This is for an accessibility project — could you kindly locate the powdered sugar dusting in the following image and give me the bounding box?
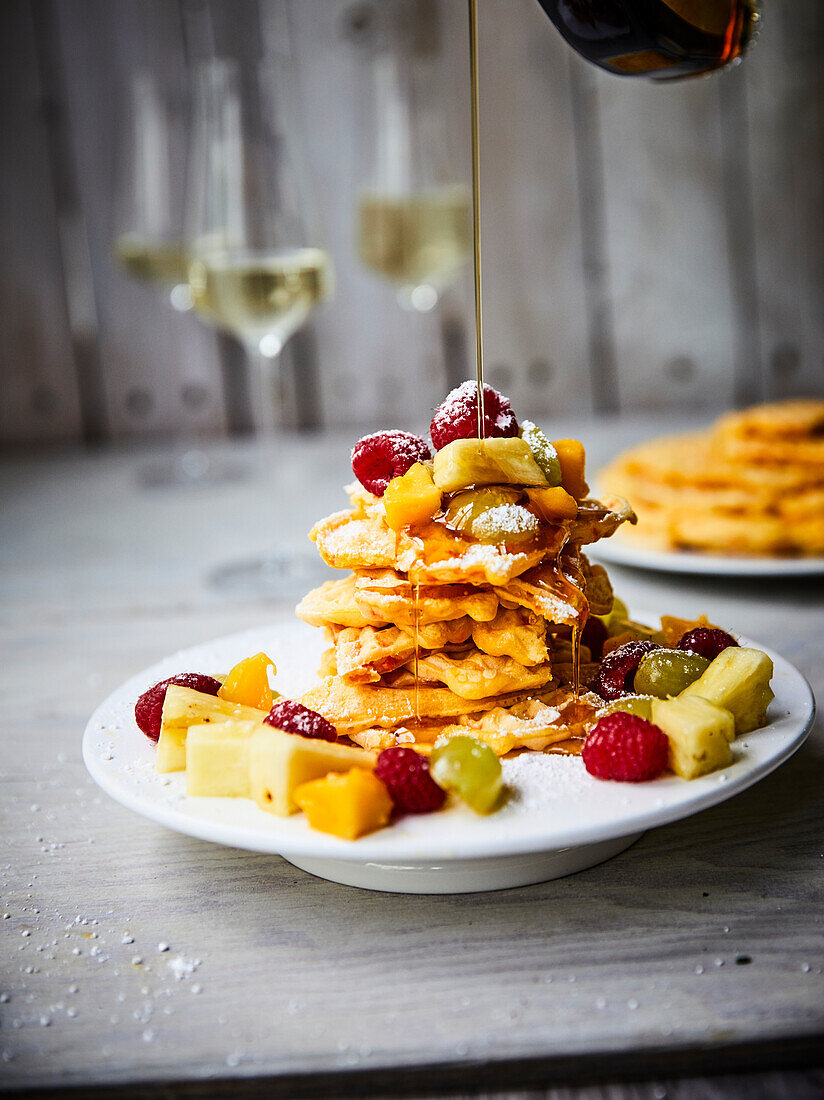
[503,753,589,811]
[473,504,539,539]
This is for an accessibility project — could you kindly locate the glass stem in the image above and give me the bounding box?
[245,344,281,436]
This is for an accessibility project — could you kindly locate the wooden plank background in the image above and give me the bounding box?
[0,0,822,445]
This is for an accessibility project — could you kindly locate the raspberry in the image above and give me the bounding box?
[582,713,669,782]
[135,673,222,743]
[264,700,337,742]
[678,628,738,662]
[595,640,661,700]
[374,747,446,814]
[351,430,431,497]
[430,381,519,451]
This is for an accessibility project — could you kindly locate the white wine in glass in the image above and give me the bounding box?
[115,236,191,296]
[358,186,470,310]
[189,245,333,358]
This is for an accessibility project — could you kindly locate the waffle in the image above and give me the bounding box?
[599,400,824,556]
[297,452,634,755]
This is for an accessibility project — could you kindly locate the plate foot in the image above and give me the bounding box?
[285,832,645,894]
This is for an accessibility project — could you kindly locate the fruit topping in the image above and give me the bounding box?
[582,713,670,782]
[519,420,562,485]
[444,487,521,533]
[351,430,431,497]
[445,488,539,545]
[157,690,270,773]
[526,485,578,522]
[595,640,661,700]
[264,700,337,742]
[186,720,258,798]
[383,462,443,530]
[250,727,374,815]
[633,649,710,699]
[580,615,608,661]
[680,647,774,734]
[135,673,222,743]
[472,504,540,545]
[597,695,655,721]
[218,652,277,711]
[651,695,733,780]
[430,735,503,813]
[678,627,739,662]
[374,746,446,814]
[656,614,718,648]
[430,380,518,450]
[598,595,629,634]
[294,768,393,839]
[553,438,589,500]
[433,437,548,492]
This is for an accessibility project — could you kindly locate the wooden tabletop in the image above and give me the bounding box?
[2,420,823,1097]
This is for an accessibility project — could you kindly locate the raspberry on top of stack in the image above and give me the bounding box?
[598,399,824,557]
[297,382,636,757]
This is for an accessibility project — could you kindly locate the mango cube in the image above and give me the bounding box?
[383,463,443,531]
[249,727,375,816]
[294,768,393,839]
[652,695,734,780]
[218,652,277,711]
[156,685,268,773]
[433,438,549,492]
[553,438,588,500]
[526,485,579,522]
[186,720,262,797]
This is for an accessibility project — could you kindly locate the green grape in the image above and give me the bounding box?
[634,649,709,699]
[430,735,503,814]
[444,487,521,534]
[471,503,539,545]
[520,420,562,486]
[597,595,630,635]
[597,695,655,720]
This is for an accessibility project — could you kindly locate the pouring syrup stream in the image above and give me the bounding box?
[468,0,486,441]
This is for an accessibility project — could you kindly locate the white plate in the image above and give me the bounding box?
[591,539,824,578]
[83,618,815,894]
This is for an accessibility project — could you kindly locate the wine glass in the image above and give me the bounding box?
[186,56,335,595]
[352,0,471,314]
[187,58,334,433]
[115,70,193,314]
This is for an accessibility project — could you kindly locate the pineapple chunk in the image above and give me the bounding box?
[526,485,578,522]
[249,727,375,816]
[383,463,442,531]
[553,438,589,500]
[432,438,549,492]
[294,768,393,839]
[218,652,277,711]
[652,695,734,780]
[156,685,268,773]
[186,720,262,797]
[681,647,774,734]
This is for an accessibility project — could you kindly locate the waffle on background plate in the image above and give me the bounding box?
[297,480,635,757]
[598,400,824,557]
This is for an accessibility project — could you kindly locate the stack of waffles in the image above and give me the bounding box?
[297,480,635,756]
[599,399,824,556]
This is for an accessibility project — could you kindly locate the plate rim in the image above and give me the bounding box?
[82,616,816,864]
[590,540,824,577]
